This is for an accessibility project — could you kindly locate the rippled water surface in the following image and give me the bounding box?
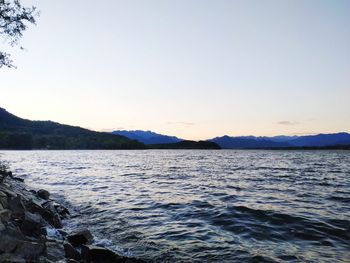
[1,150,350,262]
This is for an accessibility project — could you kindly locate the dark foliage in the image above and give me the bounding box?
[0,107,146,149]
[0,0,38,68]
[149,140,221,150]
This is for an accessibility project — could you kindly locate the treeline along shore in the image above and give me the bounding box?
[0,107,220,150]
[0,161,146,263]
[1,107,349,150]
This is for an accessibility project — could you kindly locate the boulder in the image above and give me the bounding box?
[20,211,44,237]
[12,177,24,182]
[26,199,52,219]
[26,199,62,228]
[0,187,17,198]
[0,253,26,263]
[0,221,5,231]
[0,233,19,253]
[0,209,12,222]
[80,245,124,263]
[46,241,65,261]
[0,195,9,209]
[38,189,50,200]
[63,242,81,261]
[50,213,63,228]
[8,195,25,220]
[54,203,70,218]
[15,240,45,261]
[67,228,93,246]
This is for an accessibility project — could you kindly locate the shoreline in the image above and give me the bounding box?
[0,166,146,263]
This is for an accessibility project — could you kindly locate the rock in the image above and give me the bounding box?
[54,203,70,218]
[12,177,24,182]
[0,233,19,253]
[38,189,50,200]
[20,211,44,236]
[46,241,65,261]
[15,240,45,261]
[63,242,81,261]
[80,245,124,263]
[51,213,63,228]
[0,253,26,263]
[26,199,62,228]
[0,187,17,198]
[125,259,147,263]
[58,229,69,237]
[26,199,52,219]
[8,195,25,220]
[0,209,12,222]
[67,228,93,246]
[37,256,56,263]
[0,195,9,209]
[0,221,5,231]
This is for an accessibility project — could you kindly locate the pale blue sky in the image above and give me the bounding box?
[1,0,349,140]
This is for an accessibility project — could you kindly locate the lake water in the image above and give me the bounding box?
[1,150,349,262]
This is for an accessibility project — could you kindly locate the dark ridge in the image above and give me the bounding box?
[0,107,145,150]
[112,130,182,145]
[148,140,221,149]
[208,133,350,149]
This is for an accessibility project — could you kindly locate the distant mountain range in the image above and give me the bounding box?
[115,130,350,149]
[209,133,350,149]
[112,130,182,145]
[1,107,349,150]
[0,108,219,150]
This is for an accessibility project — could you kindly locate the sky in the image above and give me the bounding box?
[1,0,349,140]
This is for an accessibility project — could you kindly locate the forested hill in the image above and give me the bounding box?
[0,107,145,149]
[149,140,221,150]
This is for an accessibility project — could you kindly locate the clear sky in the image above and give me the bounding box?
[1,0,349,140]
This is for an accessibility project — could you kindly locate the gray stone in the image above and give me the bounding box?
[63,242,81,261]
[0,209,12,222]
[80,245,124,263]
[0,221,5,231]
[37,256,56,263]
[15,240,45,261]
[8,195,25,220]
[20,211,44,236]
[12,177,24,182]
[0,186,17,198]
[0,233,19,253]
[0,253,26,263]
[67,228,93,246]
[54,203,70,218]
[0,196,9,209]
[46,241,65,261]
[38,189,50,200]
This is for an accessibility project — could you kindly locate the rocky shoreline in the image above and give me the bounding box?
[0,167,146,263]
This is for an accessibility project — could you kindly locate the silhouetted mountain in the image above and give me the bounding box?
[112,130,182,144]
[208,133,350,149]
[287,133,350,147]
[0,107,145,150]
[209,136,290,149]
[149,140,220,149]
